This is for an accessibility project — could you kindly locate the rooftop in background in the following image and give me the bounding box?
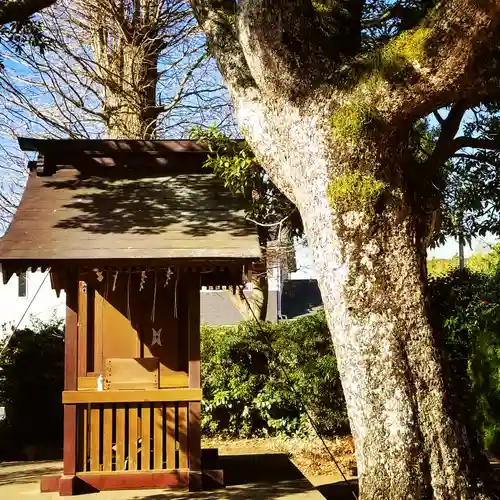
[0,138,260,267]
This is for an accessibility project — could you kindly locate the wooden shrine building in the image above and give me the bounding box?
[0,138,261,495]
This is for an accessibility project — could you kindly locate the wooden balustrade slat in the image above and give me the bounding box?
[141,404,151,471]
[128,406,138,471]
[178,403,188,469]
[115,405,125,471]
[166,404,176,469]
[78,405,88,472]
[154,403,163,470]
[102,404,113,471]
[90,404,100,472]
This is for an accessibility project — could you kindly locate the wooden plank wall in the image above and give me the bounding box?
[78,271,188,388]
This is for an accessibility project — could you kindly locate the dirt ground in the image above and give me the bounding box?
[202,436,357,478]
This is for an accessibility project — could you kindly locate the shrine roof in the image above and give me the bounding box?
[0,138,260,266]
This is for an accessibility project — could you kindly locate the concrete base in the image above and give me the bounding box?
[40,448,225,496]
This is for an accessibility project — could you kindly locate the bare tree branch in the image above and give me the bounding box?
[0,0,234,140]
[362,2,400,28]
[0,0,237,227]
[433,110,444,127]
[452,153,499,168]
[427,118,500,172]
[190,0,256,93]
[425,101,469,170]
[452,136,500,151]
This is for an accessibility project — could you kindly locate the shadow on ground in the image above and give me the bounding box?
[128,454,358,500]
[0,453,359,499]
[316,480,359,500]
[0,460,61,486]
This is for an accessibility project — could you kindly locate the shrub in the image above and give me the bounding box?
[467,244,500,276]
[429,268,500,454]
[0,318,64,459]
[200,310,349,438]
[0,311,347,454]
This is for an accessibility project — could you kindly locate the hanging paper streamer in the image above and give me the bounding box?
[127,270,131,322]
[140,270,147,291]
[164,267,174,287]
[151,272,157,323]
[152,327,162,347]
[112,270,119,292]
[104,271,109,300]
[174,277,178,318]
[94,268,104,282]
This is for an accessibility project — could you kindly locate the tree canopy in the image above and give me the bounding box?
[0,0,55,26]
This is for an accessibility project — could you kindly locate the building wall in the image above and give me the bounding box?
[200,289,279,326]
[0,268,66,339]
[199,280,323,326]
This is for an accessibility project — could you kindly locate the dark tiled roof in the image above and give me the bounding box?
[0,139,260,264]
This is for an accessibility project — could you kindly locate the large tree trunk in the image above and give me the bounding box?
[103,44,159,139]
[188,0,500,496]
[88,0,162,139]
[234,97,495,499]
[301,181,468,498]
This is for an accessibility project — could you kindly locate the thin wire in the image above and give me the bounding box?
[246,211,294,227]
[477,235,499,254]
[239,286,358,500]
[0,271,50,358]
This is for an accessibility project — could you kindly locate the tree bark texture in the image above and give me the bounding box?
[237,98,495,500]
[98,41,159,139]
[85,0,165,139]
[189,0,500,498]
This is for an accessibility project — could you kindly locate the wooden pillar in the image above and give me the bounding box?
[187,273,202,491]
[77,281,87,378]
[60,274,78,496]
[188,275,201,390]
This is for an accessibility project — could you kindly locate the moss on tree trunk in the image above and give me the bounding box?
[305,157,494,500]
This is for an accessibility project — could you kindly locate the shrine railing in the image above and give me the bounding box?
[62,389,201,474]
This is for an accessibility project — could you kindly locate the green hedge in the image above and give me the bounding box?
[201,266,500,447]
[0,318,65,459]
[201,310,349,438]
[429,269,500,454]
[4,269,500,449]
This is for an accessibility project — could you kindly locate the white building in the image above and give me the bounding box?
[0,267,66,339]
